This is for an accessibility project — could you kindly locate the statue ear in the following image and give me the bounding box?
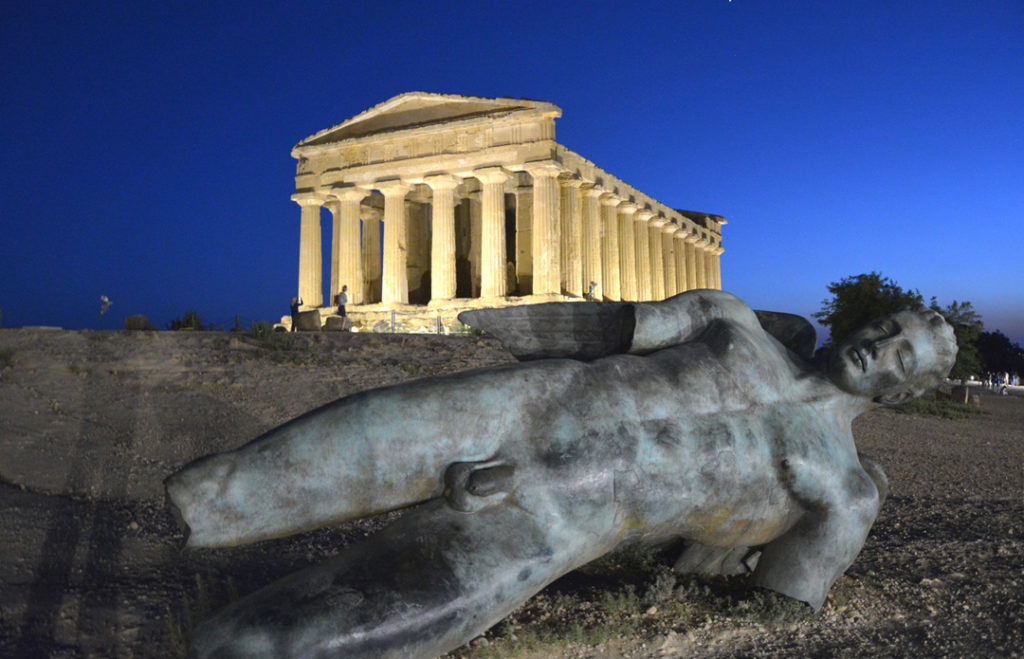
[876,391,913,406]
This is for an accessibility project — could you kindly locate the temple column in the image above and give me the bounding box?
[634,210,655,300]
[329,188,367,305]
[648,218,666,300]
[599,193,621,301]
[684,232,698,292]
[617,202,638,301]
[661,222,678,298]
[514,181,533,295]
[634,210,651,301]
[325,198,342,307]
[704,242,717,291]
[581,185,603,300]
[292,192,323,308]
[468,188,482,297]
[404,194,432,304]
[424,174,459,302]
[474,167,511,298]
[360,206,382,303]
[377,181,412,305]
[693,236,708,289]
[559,176,584,297]
[525,163,562,296]
[712,245,724,289]
[673,229,688,293]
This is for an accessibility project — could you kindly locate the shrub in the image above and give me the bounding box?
[168,310,203,331]
[249,320,275,341]
[893,397,983,420]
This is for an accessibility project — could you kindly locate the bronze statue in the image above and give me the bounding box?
[165,290,956,658]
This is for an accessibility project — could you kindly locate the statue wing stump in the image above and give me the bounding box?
[459,302,636,361]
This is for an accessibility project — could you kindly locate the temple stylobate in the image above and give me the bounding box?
[290,92,725,328]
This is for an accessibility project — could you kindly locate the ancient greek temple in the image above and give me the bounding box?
[290,92,725,327]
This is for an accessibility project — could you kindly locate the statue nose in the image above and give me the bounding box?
[868,335,898,357]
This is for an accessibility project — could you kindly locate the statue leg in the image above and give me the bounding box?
[165,365,537,547]
[190,496,609,659]
[751,464,880,610]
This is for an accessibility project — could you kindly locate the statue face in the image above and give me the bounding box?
[827,310,950,400]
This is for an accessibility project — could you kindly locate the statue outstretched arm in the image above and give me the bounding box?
[459,290,765,361]
[673,453,886,581]
[751,457,881,610]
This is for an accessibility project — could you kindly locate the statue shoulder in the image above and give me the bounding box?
[751,310,817,361]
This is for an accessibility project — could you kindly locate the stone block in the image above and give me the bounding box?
[294,310,322,332]
[324,316,351,332]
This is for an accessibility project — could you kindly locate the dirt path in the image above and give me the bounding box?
[1,329,1021,657]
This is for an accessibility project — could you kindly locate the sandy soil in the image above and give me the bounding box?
[0,329,1021,658]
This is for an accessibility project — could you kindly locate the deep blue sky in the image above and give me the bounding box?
[3,1,1022,344]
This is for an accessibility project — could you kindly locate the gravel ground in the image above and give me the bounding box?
[0,329,1021,658]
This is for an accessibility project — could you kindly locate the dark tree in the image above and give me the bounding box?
[976,330,1024,376]
[930,298,983,379]
[813,272,923,350]
[168,310,203,331]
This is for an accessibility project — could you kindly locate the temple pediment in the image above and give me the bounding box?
[297,92,561,147]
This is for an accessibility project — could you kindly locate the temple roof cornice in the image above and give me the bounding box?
[295,92,561,152]
[555,146,720,239]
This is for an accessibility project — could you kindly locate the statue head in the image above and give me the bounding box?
[826,306,957,404]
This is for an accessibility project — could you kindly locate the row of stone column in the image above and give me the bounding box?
[293,163,722,309]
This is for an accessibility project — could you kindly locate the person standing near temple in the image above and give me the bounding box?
[337,285,348,318]
[289,296,302,332]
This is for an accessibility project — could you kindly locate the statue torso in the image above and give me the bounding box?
[505,319,864,550]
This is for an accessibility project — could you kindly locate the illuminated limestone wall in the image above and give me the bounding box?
[290,92,725,318]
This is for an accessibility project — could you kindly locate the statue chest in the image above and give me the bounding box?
[608,403,854,545]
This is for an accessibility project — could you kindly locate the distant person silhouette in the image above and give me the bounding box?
[289,296,302,332]
[337,286,348,318]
